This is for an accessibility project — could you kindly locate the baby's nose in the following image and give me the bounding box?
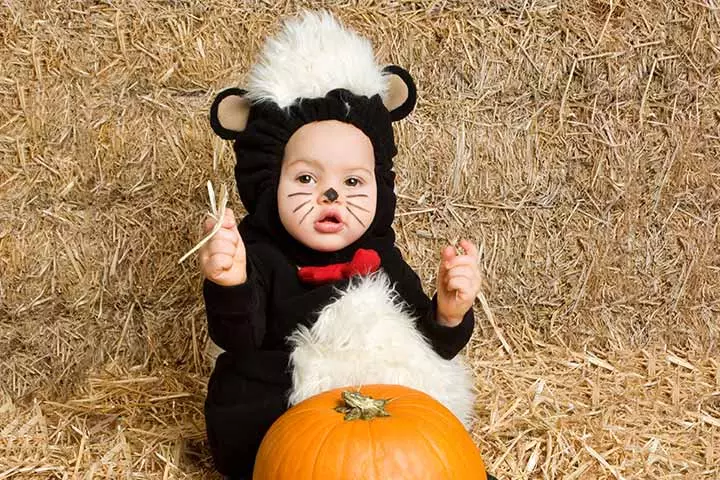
[322,188,339,203]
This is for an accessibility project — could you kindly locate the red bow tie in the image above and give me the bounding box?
[297,249,381,285]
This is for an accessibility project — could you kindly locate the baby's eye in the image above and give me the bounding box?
[344,177,362,187]
[297,174,315,184]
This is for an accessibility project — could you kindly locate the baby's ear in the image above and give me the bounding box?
[381,65,417,122]
[210,88,251,139]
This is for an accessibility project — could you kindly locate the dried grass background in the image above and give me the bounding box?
[1,0,719,478]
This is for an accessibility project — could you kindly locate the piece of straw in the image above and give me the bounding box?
[476,289,513,356]
[178,181,228,264]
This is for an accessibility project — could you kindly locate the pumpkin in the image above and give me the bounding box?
[253,384,486,480]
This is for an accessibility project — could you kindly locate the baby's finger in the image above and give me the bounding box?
[438,246,456,277]
[444,254,478,271]
[445,271,473,287]
[205,253,233,276]
[445,265,477,281]
[441,245,455,263]
[210,228,239,245]
[220,208,237,230]
[203,208,237,233]
[447,276,472,294]
[207,238,237,257]
[459,239,479,259]
[203,216,219,234]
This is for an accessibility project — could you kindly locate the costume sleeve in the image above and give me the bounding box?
[386,248,474,360]
[202,251,267,353]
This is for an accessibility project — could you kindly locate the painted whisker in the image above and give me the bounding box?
[347,194,368,198]
[288,192,312,197]
[293,200,311,213]
[346,206,366,228]
[299,206,314,224]
[347,201,370,213]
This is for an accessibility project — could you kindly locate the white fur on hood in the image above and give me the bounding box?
[287,271,477,428]
[246,10,388,108]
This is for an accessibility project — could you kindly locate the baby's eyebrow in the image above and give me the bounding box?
[345,167,373,177]
[287,158,320,169]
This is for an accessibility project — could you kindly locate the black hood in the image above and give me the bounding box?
[209,57,417,267]
[230,88,398,266]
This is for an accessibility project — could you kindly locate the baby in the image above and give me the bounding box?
[198,11,487,479]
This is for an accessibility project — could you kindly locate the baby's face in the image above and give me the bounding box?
[277,120,377,253]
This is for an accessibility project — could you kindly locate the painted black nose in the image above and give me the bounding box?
[322,188,339,202]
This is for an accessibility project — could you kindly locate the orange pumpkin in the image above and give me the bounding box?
[253,384,486,480]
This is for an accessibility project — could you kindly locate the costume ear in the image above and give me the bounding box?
[210,88,251,140]
[382,65,417,122]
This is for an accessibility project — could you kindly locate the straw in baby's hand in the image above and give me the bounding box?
[178,180,228,264]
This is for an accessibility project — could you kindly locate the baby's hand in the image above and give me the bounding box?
[436,240,481,327]
[199,208,247,286]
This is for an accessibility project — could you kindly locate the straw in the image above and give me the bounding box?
[177,181,228,264]
[1,1,718,478]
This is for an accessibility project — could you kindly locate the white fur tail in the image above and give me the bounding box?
[287,272,477,428]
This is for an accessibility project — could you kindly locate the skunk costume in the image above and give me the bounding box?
[203,11,477,477]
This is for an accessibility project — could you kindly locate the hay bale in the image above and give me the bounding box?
[1,1,718,478]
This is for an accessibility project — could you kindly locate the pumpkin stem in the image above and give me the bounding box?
[334,390,391,421]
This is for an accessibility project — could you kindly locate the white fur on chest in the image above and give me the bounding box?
[287,272,476,428]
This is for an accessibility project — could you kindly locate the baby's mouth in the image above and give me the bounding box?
[314,212,344,233]
[319,212,341,223]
